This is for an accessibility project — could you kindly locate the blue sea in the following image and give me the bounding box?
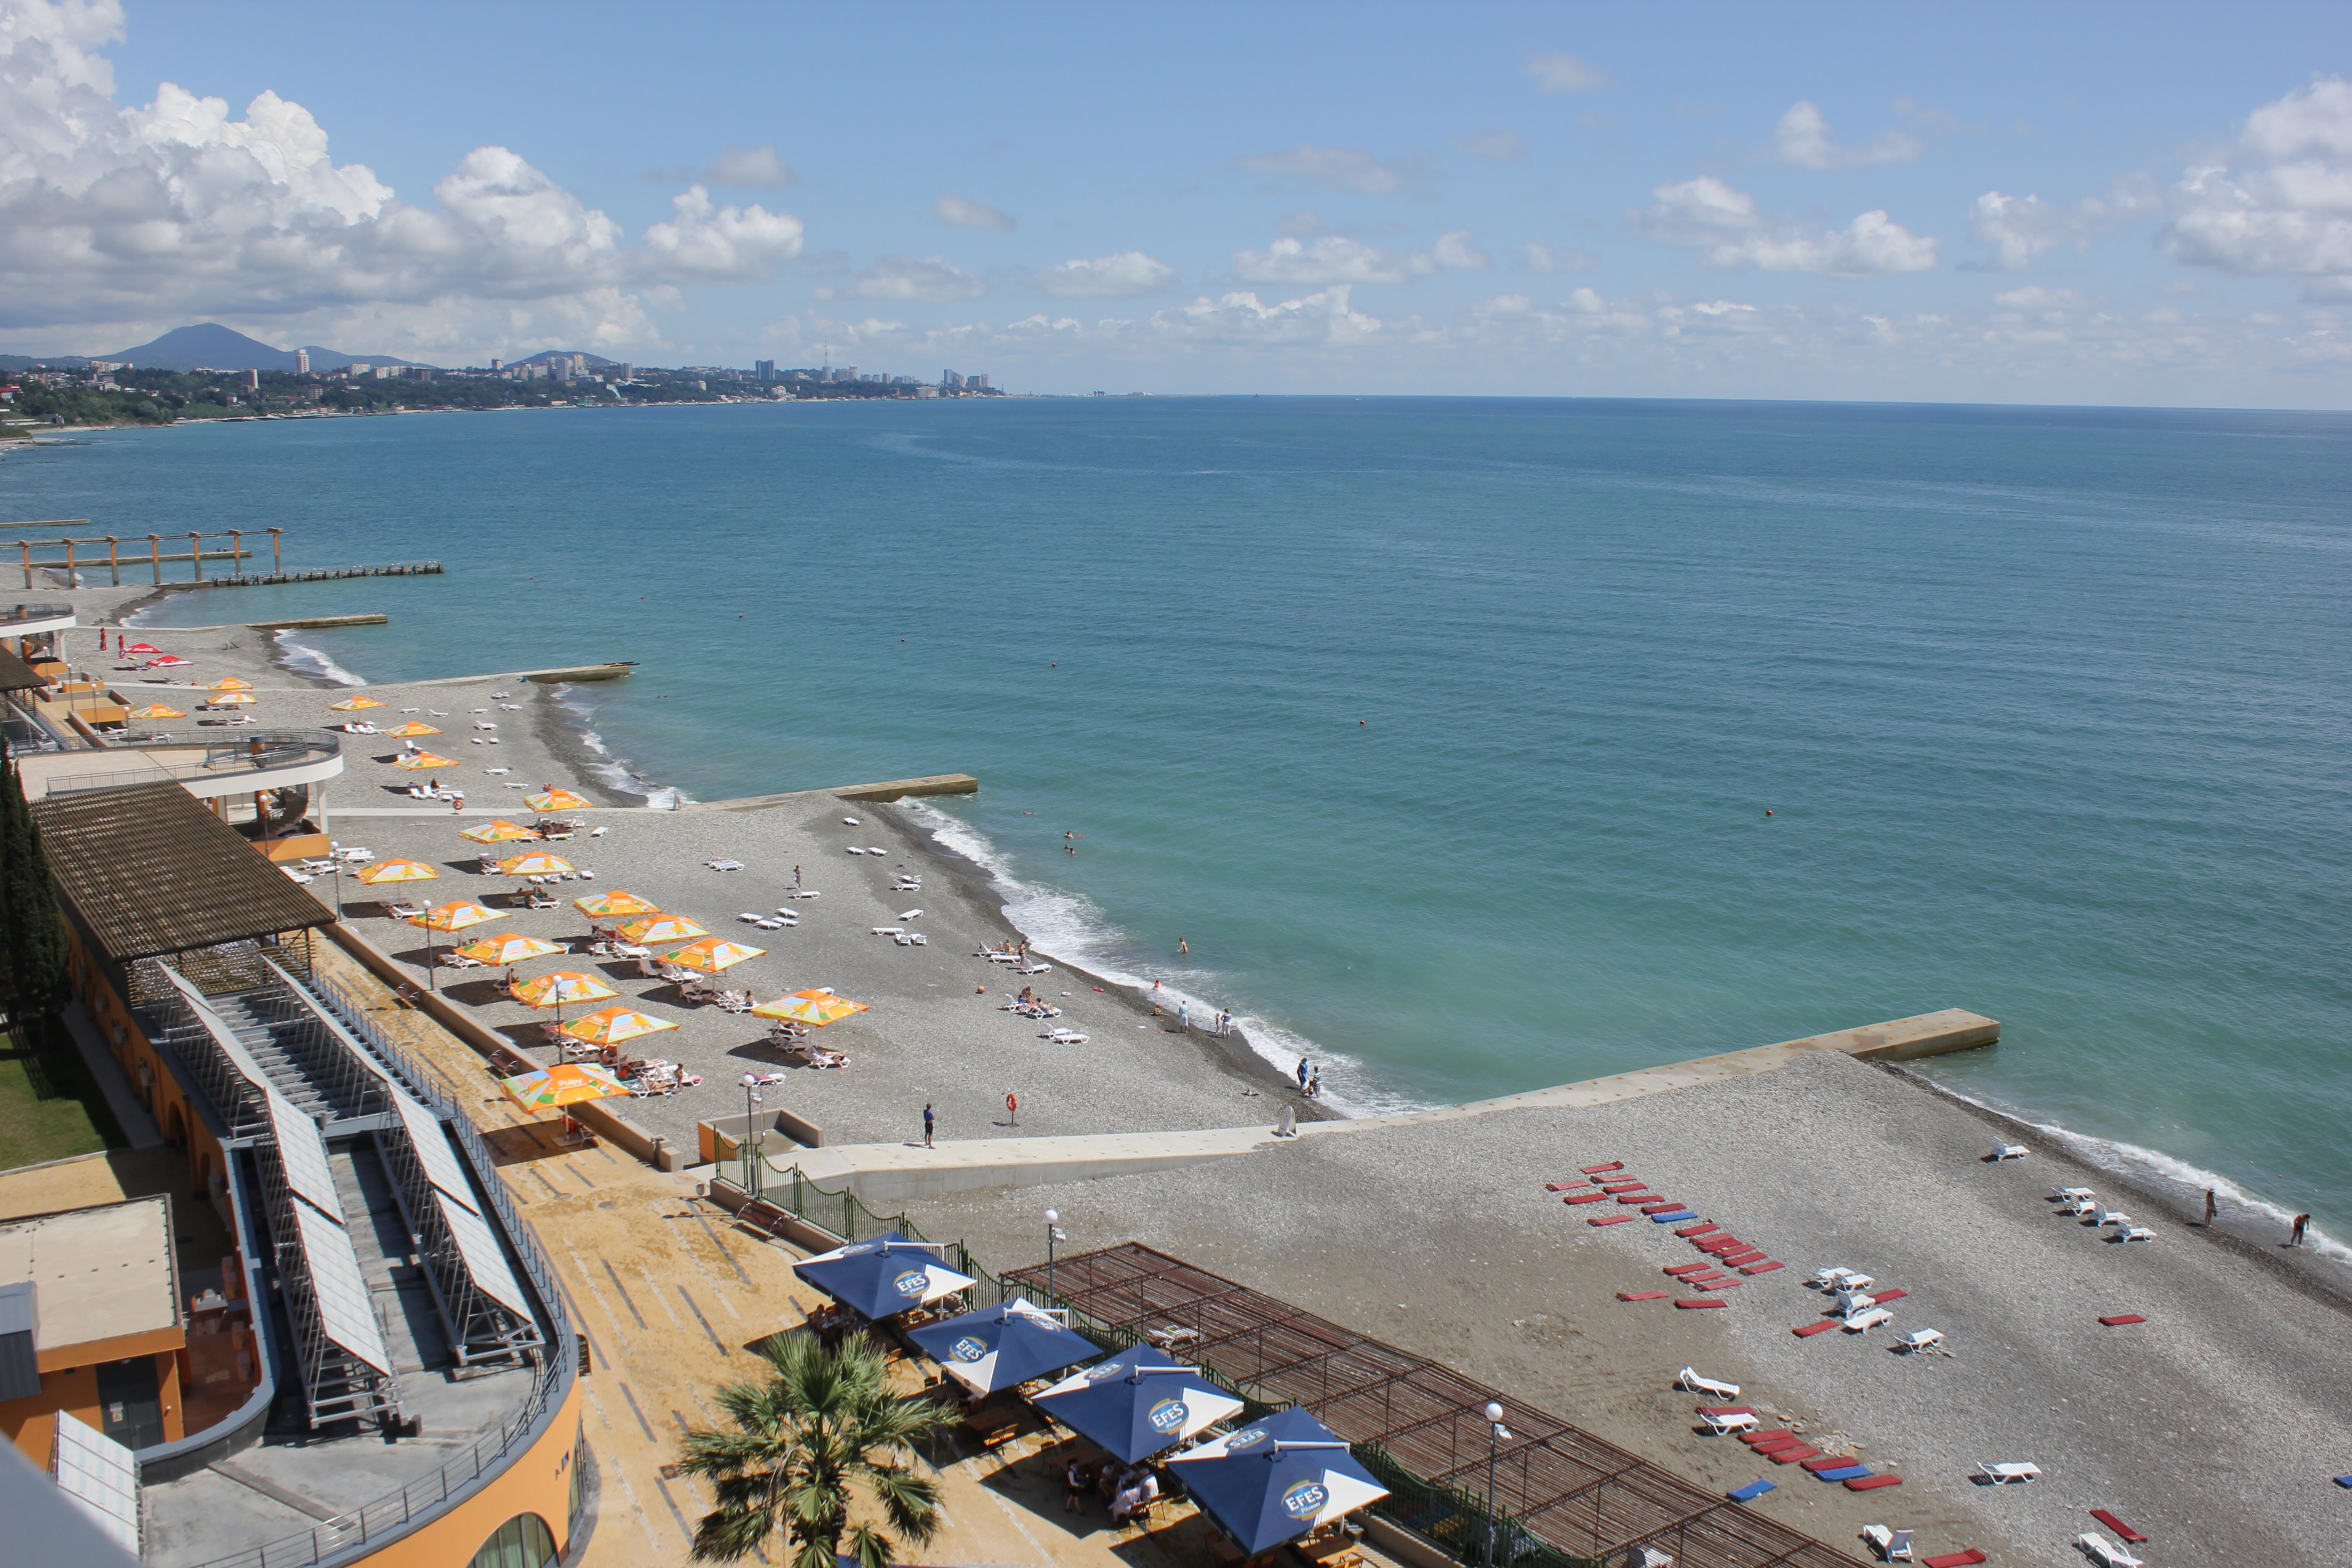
[8,397,2348,1248]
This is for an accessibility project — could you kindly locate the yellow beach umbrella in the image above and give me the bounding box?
[751,989,870,1027]
[394,751,461,770]
[207,676,254,691]
[405,899,509,988]
[126,703,184,719]
[526,788,593,813]
[461,818,539,843]
[510,970,621,1010]
[353,858,440,886]
[575,888,661,918]
[497,850,575,878]
[561,1006,680,1049]
[500,1062,628,1112]
[454,933,567,965]
[665,937,764,974]
[617,914,709,946]
[328,695,386,711]
[209,691,257,706]
[386,720,441,737]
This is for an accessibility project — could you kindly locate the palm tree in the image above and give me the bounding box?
[677,1330,956,1566]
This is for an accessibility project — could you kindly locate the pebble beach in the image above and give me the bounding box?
[27,576,2352,1567]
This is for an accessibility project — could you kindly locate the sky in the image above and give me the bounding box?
[1,0,2347,404]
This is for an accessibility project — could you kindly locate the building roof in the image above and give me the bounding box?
[0,644,45,691]
[0,1196,178,1355]
[29,780,334,963]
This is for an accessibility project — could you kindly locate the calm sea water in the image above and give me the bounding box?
[9,398,2348,1244]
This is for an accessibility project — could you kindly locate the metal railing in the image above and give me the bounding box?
[44,730,339,794]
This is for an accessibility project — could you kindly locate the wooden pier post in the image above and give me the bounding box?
[228,529,245,582]
[148,534,162,585]
[106,537,119,587]
[268,528,283,576]
[187,530,201,583]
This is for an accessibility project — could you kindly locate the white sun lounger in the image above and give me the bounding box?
[906,932,926,945]
[2053,1186,2094,1200]
[871,926,902,936]
[1048,1029,1088,1044]
[755,918,786,931]
[2117,1225,2156,1242]
[1842,1307,1893,1333]
[1676,1368,1739,1399]
[2059,1194,2098,1215]
[1990,1143,2029,1160]
[708,858,745,871]
[1860,1525,1913,1562]
[2077,1531,2143,1568]
[737,912,764,923]
[1702,1411,1759,1435]
[898,908,923,920]
[1896,1328,1943,1352]
[2091,1206,2132,1229]
[1977,1461,2041,1484]
[280,867,314,883]
[1832,1289,1878,1315]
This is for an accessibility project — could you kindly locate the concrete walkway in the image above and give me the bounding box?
[57,1001,162,1149]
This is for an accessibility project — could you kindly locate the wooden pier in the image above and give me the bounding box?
[15,524,443,589]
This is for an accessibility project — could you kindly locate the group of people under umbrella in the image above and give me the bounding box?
[791,1233,1388,1559]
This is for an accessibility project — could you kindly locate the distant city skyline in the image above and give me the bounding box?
[0,0,2345,405]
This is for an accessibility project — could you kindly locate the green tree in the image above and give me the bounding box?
[676,1332,953,1567]
[0,761,71,1027]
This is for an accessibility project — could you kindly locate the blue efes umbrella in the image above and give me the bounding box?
[1166,1406,1389,1556]
[791,1231,975,1321]
[1031,1355,1246,1462]
[906,1297,1102,1395]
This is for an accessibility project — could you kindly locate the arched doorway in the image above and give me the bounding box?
[469,1513,557,1568]
[164,1101,185,1149]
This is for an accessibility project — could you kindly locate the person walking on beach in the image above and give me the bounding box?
[793,864,802,888]
[1297,1057,1311,1093]
[2291,1213,2310,1247]
[922,1103,935,1148]
[1177,1000,1188,1031]
[1005,1090,1019,1127]
[2205,1188,2218,1226]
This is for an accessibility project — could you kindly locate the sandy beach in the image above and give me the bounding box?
[21,573,2352,1567]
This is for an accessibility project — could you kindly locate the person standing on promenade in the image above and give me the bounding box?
[2292,1213,2310,1247]
[2205,1188,2218,1225]
[922,1103,935,1148]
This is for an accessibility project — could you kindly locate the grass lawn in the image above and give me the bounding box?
[0,1019,127,1170]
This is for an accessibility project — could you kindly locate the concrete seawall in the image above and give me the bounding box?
[698,772,980,810]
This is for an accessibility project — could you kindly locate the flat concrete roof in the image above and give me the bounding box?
[0,1196,178,1355]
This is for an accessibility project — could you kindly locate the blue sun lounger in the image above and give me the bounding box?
[1649,1210,1699,1223]
[1728,1479,1775,1502]
[1815,1465,1872,1482]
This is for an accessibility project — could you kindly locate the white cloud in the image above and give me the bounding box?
[1276,211,1326,236]
[1527,52,1610,93]
[1454,126,1525,160]
[2164,77,2352,299]
[1964,181,2155,270]
[0,0,799,354]
[1636,175,1938,274]
[1992,285,2102,310]
[701,142,796,188]
[815,255,984,302]
[1234,143,1436,196]
[1034,250,1176,298]
[1432,230,1488,269]
[1766,101,1922,169]
[1232,235,1434,286]
[933,193,1014,230]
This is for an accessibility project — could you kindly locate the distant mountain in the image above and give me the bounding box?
[95,323,433,372]
[500,349,625,370]
[0,354,87,372]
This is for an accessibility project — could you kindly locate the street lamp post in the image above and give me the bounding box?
[740,1075,762,1195]
[1483,1400,1512,1568]
[1044,1208,1066,1305]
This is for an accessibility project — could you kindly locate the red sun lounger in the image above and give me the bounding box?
[2098,1314,2146,1327]
[1617,1291,1671,1302]
[1589,1215,1636,1226]
[1868,1289,1908,1304]
[1563,1193,1610,1205]
[1674,1222,1720,1237]
[1800,1455,1861,1472]
[1740,1260,1785,1275]
[1769,1446,1821,1464]
[1580,1162,1624,1174]
[2090,1510,2147,1544]
[1697,1237,1747,1253]
[1847,1475,1905,1492]
[1696,1279,1743,1292]
[1665,1263,1711,1275]
[1600,1181,1646,1192]
[1720,1250,1767,1267]
[1792,1319,1841,1338]
[1919,1551,1982,1568]
[1675,1298,1726,1308]
[1642,1201,1687,1213]
[1545,1182,1576,1192]
[1618,1193,1665,1204]
[1744,1430,1795,1447]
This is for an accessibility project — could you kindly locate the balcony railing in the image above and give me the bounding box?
[42,730,341,794]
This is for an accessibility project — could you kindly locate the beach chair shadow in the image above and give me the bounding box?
[479,1121,575,1166]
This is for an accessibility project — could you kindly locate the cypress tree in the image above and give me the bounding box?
[0,761,69,1027]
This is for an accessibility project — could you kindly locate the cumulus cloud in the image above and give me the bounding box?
[933,193,1014,230]
[1034,250,1177,298]
[1992,285,2102,310]
[1454,126,1525,160]
[1963,181,2154,270]
[814,255,985,302]
[0,0,799,353]
[1233,235,1436,286]
[1636,176,1938,274]
[700,142,796,188]
[1432,230,1488,269]
[2164,77,2352,299]
[1234,143,1437,196]
[1527,51,1610,93]
[1765,101,1922,169]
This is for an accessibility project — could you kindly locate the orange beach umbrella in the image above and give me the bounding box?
[207,676,255,691]
[575,889,661,918]
[208,691,257,706]
[664,937,764,974]
[453,934,567,965]
[500,1062,628,1112]
[526,788,593,813]
[751,990,869,1027]
[386,721,441,737]
[461,819,538,843]
[497,851,576,877]
[617,914,708,946]
[353,858,440,886]
[561,1006,680,1048]
[510,971,621,1011]
[404,900,509,989]
[394,751,461,770]
[126,703,184,719]
[328,695,385,711]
